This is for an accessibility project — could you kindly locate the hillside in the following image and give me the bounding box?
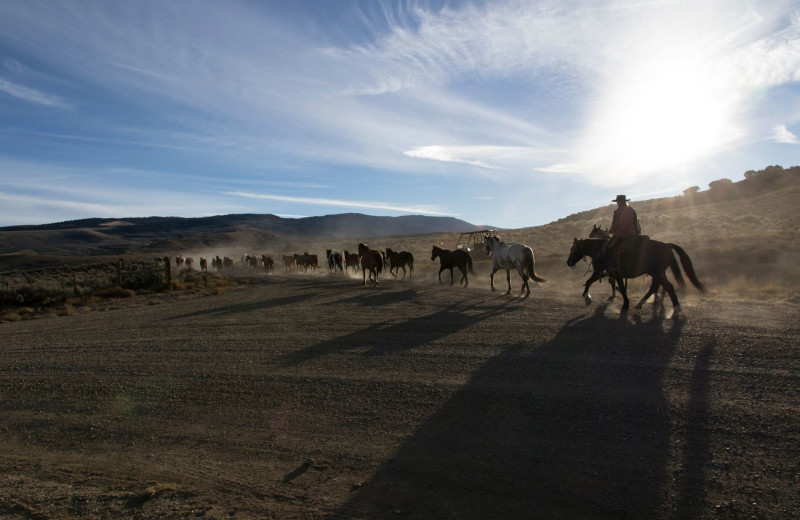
[1,165,797,295]
[0,213,480,261]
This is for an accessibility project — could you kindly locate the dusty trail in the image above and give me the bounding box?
[1,274,798,519]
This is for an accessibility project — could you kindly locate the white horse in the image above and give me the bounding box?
[484,235,546,297]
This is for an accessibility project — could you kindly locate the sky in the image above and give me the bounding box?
[0,0,798,229]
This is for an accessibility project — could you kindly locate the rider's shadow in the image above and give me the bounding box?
[337,307,688,518]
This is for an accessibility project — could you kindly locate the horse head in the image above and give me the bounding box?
[431,245,441,261]
[567,238,582,267]
[589,224,610,239]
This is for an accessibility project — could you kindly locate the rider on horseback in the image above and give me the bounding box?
[604,194,641,273]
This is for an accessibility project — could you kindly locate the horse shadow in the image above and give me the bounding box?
[335,305,702,519]
[279,299,523,367]
[334,289,419,308]
[163,292,320,321]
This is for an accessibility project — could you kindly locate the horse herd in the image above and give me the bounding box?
[158,226,704,318]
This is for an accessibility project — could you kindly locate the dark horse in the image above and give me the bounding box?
[326,249,344,274]
[357,243,383,285]
[567,237,704,318]
[385,248,415,279]
[343,250,360,274]
[431,245,474,287]
[587,224,665,303]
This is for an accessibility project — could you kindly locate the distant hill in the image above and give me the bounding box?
[0,213,480,258]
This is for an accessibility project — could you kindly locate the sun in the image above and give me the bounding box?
[581,55,738,182]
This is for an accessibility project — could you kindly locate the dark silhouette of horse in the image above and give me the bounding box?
[588,225,666,303]
[199,257,208,272]
[431,245,474,287]
[567,237,704,317]
[358,243,383,285]
[385,248,414,279]
[326,249,344,274]
[343,251,360,274]
[294,252,318,272]
[261,255,274,274]
[281,254,295,270]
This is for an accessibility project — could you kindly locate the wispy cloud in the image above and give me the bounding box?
[0,77,71,109]
[772,125,800,144]
[226,191,452,216]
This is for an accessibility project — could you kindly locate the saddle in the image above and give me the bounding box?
[609,235,650,274]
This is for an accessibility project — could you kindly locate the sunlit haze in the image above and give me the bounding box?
[0,0,797,228]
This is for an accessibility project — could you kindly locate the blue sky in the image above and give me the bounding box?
[0,0,798,229]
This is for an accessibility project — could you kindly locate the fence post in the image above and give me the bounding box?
[164,258,172,290]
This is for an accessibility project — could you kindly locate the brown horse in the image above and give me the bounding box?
[589,224,665,303]
[385,248,414,279]
[431,245,474,287]
[343,250,360,273]
[261,255,274,274]
[357,243,383,285]
[567,237,703,317]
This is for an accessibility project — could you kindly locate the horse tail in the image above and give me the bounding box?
[467,256,474,274]
[376,252,383,273]
[408,254,414,274]
[525,248,547,283]
[669,243,704,292]
[668,251,686,287]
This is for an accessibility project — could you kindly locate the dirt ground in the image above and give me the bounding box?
[1,270,798,519]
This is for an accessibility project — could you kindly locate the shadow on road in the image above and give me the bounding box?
[163,292,320,320]
[279,298,523,367]
[334,304,687,519]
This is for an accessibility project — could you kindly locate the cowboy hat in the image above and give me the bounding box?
[612,195,630,203]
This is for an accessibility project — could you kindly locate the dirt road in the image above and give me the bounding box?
[1,273,798,519]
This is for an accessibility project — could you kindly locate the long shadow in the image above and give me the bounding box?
[279,298,523,367]
[334,289,419,308]
[164,292,319,321]
[675,340,714,519]
[335,306,685,518]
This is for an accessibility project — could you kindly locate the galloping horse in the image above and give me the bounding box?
[385,248,414,279]
[431,245,473,287]
[343,251,360,274]
[326,249,344,274]
[484,235,546,297]
[567,237,704,317]
[358,243,383,285]
[262,255,274,274]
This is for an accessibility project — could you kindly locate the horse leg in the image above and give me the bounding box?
[505,269,512,295]
[607,277,616,301]
[459,266,468,287]
[616,274,630,311]
[658,274,681,318]
[450,267,455,286]
[514,265,530,297]
[582,270,604,305]
[401,265,406,280]
[636,278,661,309]
[439,266,445,283]
[489,266,498,291]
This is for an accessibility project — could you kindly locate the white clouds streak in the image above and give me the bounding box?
[0,77,71,108]
[226,191,451,216]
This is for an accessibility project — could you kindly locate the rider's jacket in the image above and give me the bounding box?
[609,205,640,238]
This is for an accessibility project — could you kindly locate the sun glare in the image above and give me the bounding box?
[582,55,738,181]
